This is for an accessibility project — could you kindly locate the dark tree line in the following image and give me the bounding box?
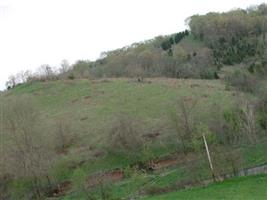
[160,30,189,52]
[188,4,267,66]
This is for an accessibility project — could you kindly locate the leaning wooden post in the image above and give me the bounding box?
[202,134,216,182]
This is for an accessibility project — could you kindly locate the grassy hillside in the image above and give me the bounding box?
[3,78,233,148]
[1,78,267,199]
[1,4,267,199]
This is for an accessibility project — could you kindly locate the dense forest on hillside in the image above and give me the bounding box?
[1,3,267,200]
[70,4,267,80]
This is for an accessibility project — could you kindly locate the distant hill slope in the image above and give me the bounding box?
[1,3,267,200]
[64,4,267,81]
[4,4,267,90]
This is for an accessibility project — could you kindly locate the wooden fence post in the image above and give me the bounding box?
[202,134,216,182]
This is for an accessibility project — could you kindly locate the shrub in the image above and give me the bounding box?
[210,98,261,147]
[0,174,12,200]
[107,115,144,160]
[225,69,259,93]
[199,68,218,79]
[3,95,54,198]
[54,118,75,154]
[256,91,267,130]
[212,147,244,177]
[170,97,199,154]
[68,74,75,80]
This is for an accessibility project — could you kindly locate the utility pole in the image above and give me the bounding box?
[202,134,216,182]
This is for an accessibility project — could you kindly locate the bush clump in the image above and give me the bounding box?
[107,115,144,160]
[225,70,259,93]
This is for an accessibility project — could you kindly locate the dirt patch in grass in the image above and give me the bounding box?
[93,150,106,158]
[49,181,72,197]
[68,160,87,170]
[55,147,68,155]
[84,95,91,99]
[150,153,197,171]
[153,159,179,170]
[87,170,124,188]
[80,117,88,121]
[71,98,79,103]
[143,132,160,140]
[184,96,193,102]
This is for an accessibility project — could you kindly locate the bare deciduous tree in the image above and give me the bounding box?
[5,75,17,89]
[38,64,55,80]
[3,95,53,198]
[108,115,144,158]
[240,99,258,143]
[54,117,74,154]
[171,97,198,154]
[59,59,71,74]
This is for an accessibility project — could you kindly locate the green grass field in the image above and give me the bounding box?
[2,78,235,150]
[144,175,267,200]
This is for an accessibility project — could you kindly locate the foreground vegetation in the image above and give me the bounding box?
[145,175,267,200]
[1,77,267,199]
[1,3,267,200]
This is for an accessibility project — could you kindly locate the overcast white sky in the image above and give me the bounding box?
[0,0,265,90]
